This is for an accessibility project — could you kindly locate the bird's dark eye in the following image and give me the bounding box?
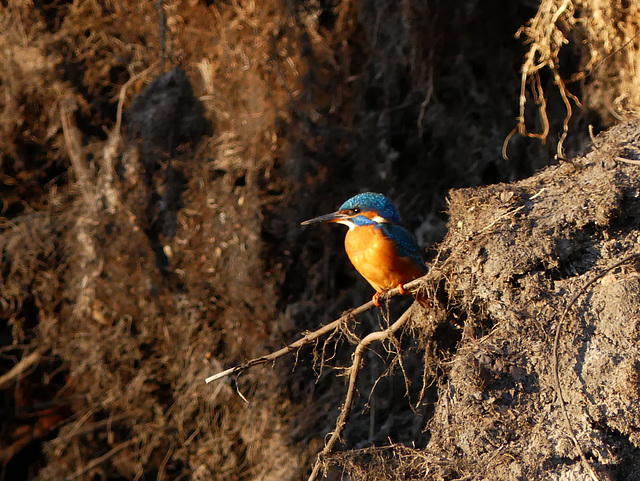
[352,208,360,214]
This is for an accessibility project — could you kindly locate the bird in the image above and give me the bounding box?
[301,192,426,305]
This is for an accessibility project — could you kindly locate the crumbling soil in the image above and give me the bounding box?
[2,1,640,480]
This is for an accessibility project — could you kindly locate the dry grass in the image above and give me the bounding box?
[516,0,640,156]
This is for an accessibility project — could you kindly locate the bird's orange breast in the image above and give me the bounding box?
[344,225,424,292]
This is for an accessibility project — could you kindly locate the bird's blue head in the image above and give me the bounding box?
[301,192,402,230]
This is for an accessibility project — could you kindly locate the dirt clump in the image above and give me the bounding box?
[329,122,640,480]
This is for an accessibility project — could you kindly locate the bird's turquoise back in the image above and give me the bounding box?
[378,223,426,275]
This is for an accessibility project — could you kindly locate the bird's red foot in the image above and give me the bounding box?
[372,292,382,306]
[396,283,406,295]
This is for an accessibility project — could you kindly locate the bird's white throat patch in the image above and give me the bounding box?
[338,219,357,230]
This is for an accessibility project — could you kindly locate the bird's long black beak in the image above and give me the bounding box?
[301,211,348,225]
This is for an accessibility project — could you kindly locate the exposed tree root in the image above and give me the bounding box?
[307,304,417,481]
[205,280,430,477]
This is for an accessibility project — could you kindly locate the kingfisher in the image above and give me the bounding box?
[301,192,426,305]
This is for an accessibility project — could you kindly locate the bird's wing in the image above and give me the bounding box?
[379,223,426,274]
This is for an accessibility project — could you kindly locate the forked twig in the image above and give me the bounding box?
[204,277,427,384]
[552,253,640,481]
[307,304,416,481]
[204,279,428,479]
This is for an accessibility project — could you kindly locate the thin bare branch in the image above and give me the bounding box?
[0,351,42,390]
[204,276,428,384]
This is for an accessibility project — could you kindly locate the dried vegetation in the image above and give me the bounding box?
[2,0,640,480]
